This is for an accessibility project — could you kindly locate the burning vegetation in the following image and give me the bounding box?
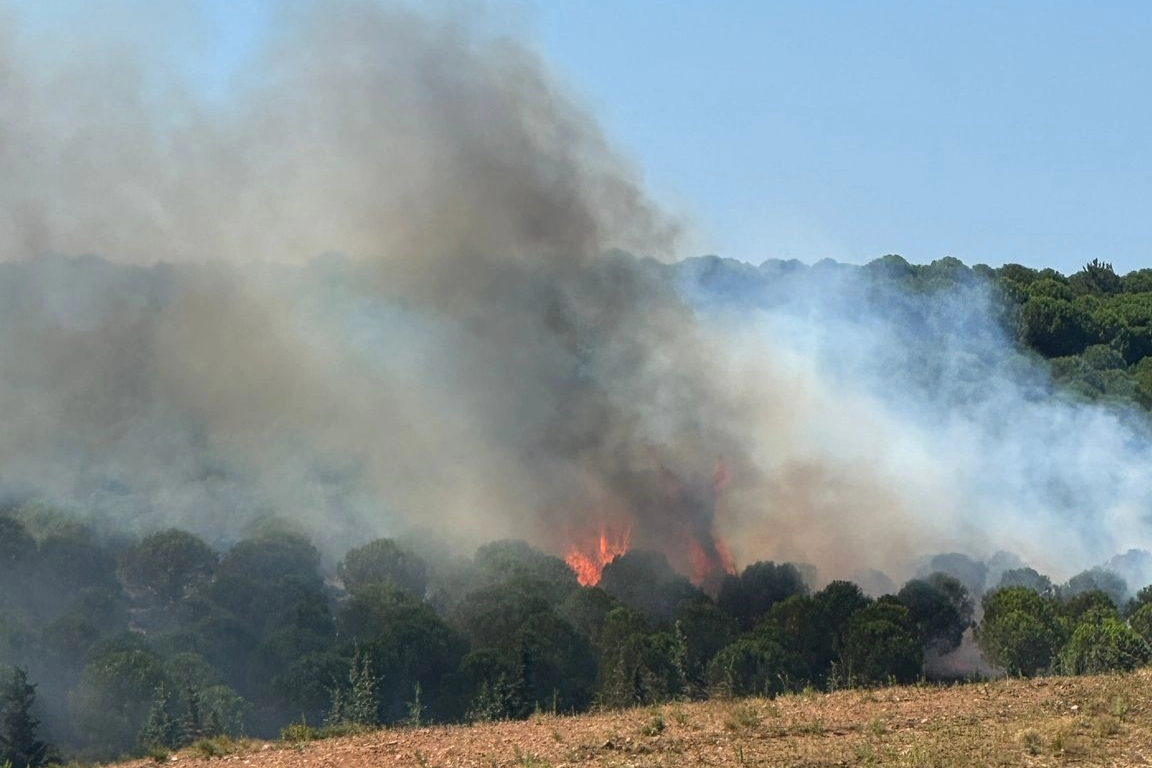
[565,524,631,587]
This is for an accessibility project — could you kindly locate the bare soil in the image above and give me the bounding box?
[123,670,1152,767]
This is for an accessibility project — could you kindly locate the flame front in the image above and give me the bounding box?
[565,524,631,586]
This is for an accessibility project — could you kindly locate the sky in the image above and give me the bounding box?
[6,1,1152,275]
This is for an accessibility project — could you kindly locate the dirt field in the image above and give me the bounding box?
[124,670,1152,768]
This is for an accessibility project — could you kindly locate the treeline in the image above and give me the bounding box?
[681,253,1152,408]
[869,254,1152,405]
[2,510,1150,763]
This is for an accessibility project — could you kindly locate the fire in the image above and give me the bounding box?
[563,456,737,591]
[565,524,631,586]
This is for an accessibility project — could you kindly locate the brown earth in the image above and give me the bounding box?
[122,671,1152,768]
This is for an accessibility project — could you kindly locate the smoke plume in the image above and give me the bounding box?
[1,0,1150,589]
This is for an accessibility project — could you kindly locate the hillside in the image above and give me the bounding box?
[123,671,1152,768]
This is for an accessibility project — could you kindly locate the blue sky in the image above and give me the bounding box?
[7,1,1152,274]
[530,3,1152,274]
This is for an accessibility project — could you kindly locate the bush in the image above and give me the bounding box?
[1058,615,1151,675]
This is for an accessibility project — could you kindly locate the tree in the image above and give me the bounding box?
[922,553,987,599]
[327,646,377,727]
[839,597,922,686]
[705,636,806,698]
[717,561,808,630]
[1063,568,1128,609]
[470,540,578,605]
[210,533,331,642]
[138,684,179,752]
[1059,614,1151,675]
[996,567,1055,597]
[446,581,551,651]
[32,533,120,621]
[595,607,684,708]
[0,518,36,598]
[1069,259,1122,296]
[120,529,217,608]
[340,589,466,724]
[198,685,249,737]
[976,587,1065,676]
[182,686,205,744]
[0,667,50,768]
[599,550,703,624]
[1019,297,1094,357]
[461,649,529,723]
[513,613,597,713]
[897,573,973,654]
[69,648,169,757]
[1060,589,1119,623]
[338,538,428,598]
[673,602,738,690]
[812,580,872,659]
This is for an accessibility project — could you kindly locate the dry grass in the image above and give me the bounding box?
[119,670,1152,768]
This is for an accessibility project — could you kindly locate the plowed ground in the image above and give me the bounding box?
[123,670,1152,768]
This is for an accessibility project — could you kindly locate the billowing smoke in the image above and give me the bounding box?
[0,0,742,575]
[1,0,1150,589]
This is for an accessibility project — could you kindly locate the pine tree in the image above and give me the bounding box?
[139,684,179,753]
[404,682,423,728]
[0,668,49,768]
[346,648,378,727]
[182,686,205,745]
[204,707,225,739]
[324,683,346,728]
[327,647,377,728]
[507,643,532,720]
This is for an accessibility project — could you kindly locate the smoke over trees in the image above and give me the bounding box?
[2,0,1152,759]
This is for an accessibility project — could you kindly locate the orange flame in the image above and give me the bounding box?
[565,524,631,586]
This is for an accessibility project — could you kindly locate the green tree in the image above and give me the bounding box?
[327,646,377,727]
[812,580,873,660]
[996,567,1055,596]
[599,550,703,625]
[182,686,205,744]
[0,667,50,768]
[470,540,578,605]
[1060,589,1119,624]
[717,561,808,630]
[199,685,249,737]
[839,597,922,686]
[1069,258,1122,296]
[897,573,973,654]
[69,648,169,757]
[338,538,428,598]
[1019,297,1093,357]
[339,588,466,724]
[922,553,987,599]
[1128,602,1152,644]
[673,601,738,690]
[595,607,684,708]
[513,613,597,713]
[210,533,327,636]
[705,635,806,698]
[138,684,179,752]
[1059,614,1151,675]
[1063,568,1128,609]
[120,529,217,608]
[977,587,1065,676]
[0,518,36,600]
[32,533,120,621]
